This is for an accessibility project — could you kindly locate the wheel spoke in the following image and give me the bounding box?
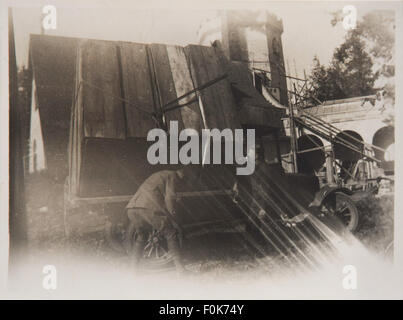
[147,245,154,258]
[138,230,177,271]
[337,206,349,215]
[319,193,359,232]
[144,241,152,252]
[323,204,335,215]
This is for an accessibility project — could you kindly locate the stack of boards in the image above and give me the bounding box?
[70,40,237,197]
[68,39,281,198]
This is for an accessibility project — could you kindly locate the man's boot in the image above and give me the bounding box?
[166,235,185,275]
[130,232,146,272]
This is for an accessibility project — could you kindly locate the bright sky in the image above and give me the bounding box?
[11,0,399,77]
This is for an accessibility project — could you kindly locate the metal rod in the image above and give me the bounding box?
[250,67,307,82]
[289,84,299,173]
[161,73,228,110]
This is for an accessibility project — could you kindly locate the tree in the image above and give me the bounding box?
[308,30,377,102]
[333,31,376,97]
[308,10,395,104]
[356,11,395,123]
[309,56,343,102]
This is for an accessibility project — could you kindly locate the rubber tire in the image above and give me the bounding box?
[333,192,359,232]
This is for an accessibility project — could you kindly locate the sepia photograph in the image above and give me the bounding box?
[1,0,402,301]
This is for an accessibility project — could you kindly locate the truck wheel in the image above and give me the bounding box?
[321,192,359,232]
[141,230,176,272]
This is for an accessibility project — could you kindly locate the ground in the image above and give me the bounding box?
[355,193,394,255]
[21,174,394,282]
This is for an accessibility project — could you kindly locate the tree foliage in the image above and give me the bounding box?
[308,10,394,104]
[308,30,376,102]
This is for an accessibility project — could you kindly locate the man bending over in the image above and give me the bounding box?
[123,168,189,273]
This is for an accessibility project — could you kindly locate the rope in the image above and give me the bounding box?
[283,77,386,157]
[294,116,380,163]
[161,73,227,111]
[250,66,307,82]
[298,104,386,154]
[77,73,228,121]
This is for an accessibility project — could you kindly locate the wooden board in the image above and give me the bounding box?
[78,138,181,197]
[80,40,126,139]
[166,45,204,132]
[119,42,157,137]
[69,42,84,197]
[219,59,284,129]
[149,44,185,132]
[71,41,249,199]
[185,45,240,130]
[69,80,79,197]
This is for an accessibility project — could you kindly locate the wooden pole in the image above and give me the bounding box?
[326,152,336,185]
[289,83,299,173]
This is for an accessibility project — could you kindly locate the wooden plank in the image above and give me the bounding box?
[69,195,132,206]
[185,45,240,130]
[68,77,75,196]
[77,138,180,197]
[149,43,185,132]
[70,42,84,197]
[68,189,232,206]
[119,42,157,137]
[176,189,232,198]
[201,46,240,130]
[238,97,284,129]
[185,45,222,129]
[166,45,204,132]
[81,40,125,139]
[64,204,244,238]
[69,84,78,196]
[214,55,284,129]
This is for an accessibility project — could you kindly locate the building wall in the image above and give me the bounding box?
[28,79,46,173]
[304,99,394,147]
[198,10,287,105]
[283,98,395,167]
[265,13,288,106]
